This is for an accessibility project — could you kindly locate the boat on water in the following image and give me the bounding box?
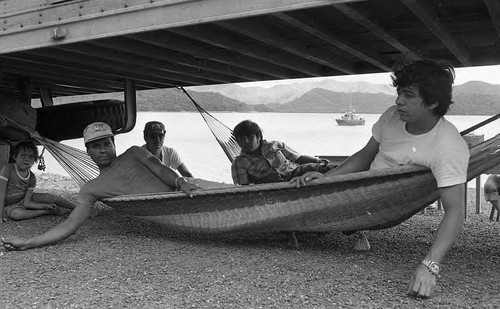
[336,108,366,126]
[336,94,365,126]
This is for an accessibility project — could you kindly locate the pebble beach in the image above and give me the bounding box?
[0,173,499,308]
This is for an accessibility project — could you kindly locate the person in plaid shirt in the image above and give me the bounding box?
[231,120,332,185]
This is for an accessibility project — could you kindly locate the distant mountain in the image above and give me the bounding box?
[453,81,500,96]
[135,89,271,112]
[448,81,500,115]
[268,86,500,115]
[191,79,394,105]
[271,88,394,113]
[451,93,500,115]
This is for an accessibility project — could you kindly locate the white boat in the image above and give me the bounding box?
[336,93,365,126]
[336,108,366,126]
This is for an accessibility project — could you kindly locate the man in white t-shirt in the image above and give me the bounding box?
[292,60,469,298]
[142,121,193,177]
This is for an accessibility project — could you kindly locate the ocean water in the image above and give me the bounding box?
[34,112,500,186]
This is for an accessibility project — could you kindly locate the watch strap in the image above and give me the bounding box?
[422,259,440,276]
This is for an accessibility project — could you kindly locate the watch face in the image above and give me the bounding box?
[429,263,440,274]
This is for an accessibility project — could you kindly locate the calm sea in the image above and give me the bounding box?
[34,112,500,186]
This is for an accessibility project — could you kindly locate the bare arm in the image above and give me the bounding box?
[22,188,55,210]
[408,183,466,298]
[291,137,380,187]
[2,203,92,250]
[143,157,198,196]
[325,137,380,176]
[427,184,465,262]
[176,163,193,178]
[295,155,321,164]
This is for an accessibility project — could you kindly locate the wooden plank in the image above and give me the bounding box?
[0,0,357,54]
[94,38,264,82]
[170,26,336,78]
[131,31,302,80]
[17,48,210,86]
[217,19,356,74]
[0,55,170,89]
[274,12,392,72]
[0,0,52,15]
[0,61,125,91]
[334,3,422,61]
[55,43,236,85]
[486,165,500,174]
[401,0,471,66]
[484,0,500,38]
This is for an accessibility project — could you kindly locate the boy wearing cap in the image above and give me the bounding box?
[142,121,193,177]
[1,122,200,251]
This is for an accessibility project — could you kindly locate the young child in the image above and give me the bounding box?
[231,120,332,185]
[0,140,76,222]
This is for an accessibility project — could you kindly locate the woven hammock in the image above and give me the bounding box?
[103,133,500,233]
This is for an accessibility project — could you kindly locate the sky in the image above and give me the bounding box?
[237,64,500,88]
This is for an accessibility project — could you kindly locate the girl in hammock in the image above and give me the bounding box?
[0,141,76,222]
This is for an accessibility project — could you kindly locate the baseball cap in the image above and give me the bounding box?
[144,121,166,133]
[83,122,114,144]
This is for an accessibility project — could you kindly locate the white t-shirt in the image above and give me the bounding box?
[370,106,469,188]
[141,145,183,170]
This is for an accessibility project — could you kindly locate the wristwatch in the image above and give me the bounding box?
[422,259,440,276]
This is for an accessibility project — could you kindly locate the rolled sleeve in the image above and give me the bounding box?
[278,142,301,161]
[231,159,249,185]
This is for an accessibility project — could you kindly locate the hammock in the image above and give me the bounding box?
[103,133,500,233]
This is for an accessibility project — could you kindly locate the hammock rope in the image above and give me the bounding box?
[1,117,99,186]
[177,86,241,162]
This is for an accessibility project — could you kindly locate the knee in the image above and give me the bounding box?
[7,208,25,221]
[34,193,58,203]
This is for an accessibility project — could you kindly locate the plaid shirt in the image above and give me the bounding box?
[231,140,300,185]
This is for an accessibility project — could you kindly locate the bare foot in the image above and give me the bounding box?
[48,207,63,216]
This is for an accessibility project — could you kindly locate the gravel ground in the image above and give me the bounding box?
[0,174,499,309]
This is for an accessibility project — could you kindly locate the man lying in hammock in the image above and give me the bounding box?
[231,120,332,185]
[1,122,200,251]
[291,60,469,298]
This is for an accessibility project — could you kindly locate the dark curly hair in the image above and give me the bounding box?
[11,140,38,162]
[391,60,455,117]
[233,120,263,140]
